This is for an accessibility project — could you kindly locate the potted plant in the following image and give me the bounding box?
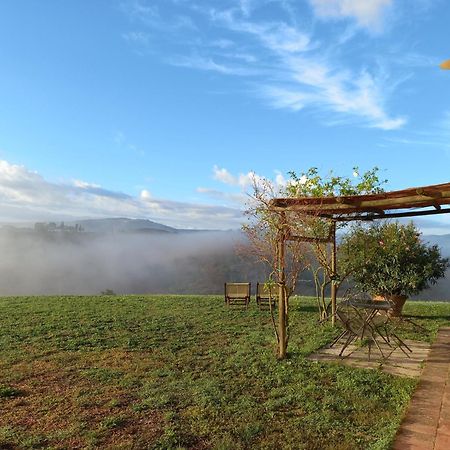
[339,222,449,316]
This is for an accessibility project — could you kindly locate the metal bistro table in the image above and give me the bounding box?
[330,298,413,360]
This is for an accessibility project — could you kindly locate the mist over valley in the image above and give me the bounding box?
[1,218,450,300]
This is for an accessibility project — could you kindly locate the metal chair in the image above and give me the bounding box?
[331,291,413,360]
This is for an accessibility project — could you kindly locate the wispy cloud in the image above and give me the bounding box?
[120,0,407,130]
[120,0,159,26]
[383,111,450,151]
[212,6,405,129]
[309,0,393,32]
[169,55,259,76]
[0,160,243,229]
[122,31,150,46]
[114,131,145,157]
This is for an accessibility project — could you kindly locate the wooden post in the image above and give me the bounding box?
[277,236,287,359]
[330,220,337,326]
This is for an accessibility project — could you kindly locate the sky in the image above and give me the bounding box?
[0,0,449,231]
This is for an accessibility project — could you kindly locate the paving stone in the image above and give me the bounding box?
[393,431,434,450]
[434,433,450,450]
[437,421,450,436]
[401,420,437,436]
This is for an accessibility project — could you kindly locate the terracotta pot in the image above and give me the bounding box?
[372,294,408,316]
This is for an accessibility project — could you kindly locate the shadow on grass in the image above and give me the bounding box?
[296,304,320,313]
[404,314,450,321]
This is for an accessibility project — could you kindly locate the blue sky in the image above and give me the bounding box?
[0,0,449,230]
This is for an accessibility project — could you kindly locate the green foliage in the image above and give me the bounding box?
[0,385,22,398]
[285,167,387,198]
[100,414,127,430]
[339,222,450,296]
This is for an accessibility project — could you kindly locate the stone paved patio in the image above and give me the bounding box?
[309,337,431,378]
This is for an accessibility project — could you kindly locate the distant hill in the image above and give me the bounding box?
[72,218,177,234]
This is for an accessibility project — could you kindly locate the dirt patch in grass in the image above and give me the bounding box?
[0,349,164,448]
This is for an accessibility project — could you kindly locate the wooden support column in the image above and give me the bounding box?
[277,236,287,359]
[277,212,288,359]
[330,220,337,327]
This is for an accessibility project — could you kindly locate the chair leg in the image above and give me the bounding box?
[330,329,348,347]
[339,332,357,357]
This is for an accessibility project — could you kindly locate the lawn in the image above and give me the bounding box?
[0,295,449,449]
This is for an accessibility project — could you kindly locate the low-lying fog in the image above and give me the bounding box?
[0,229,267,296]
[0,227,449,300]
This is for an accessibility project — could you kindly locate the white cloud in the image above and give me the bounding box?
[212,165,264,189]
[221,12,406,129]
[73,180,101,189]
[310,0,392,31]
[0,160,243,229]
[275,171,287,187]
[209,165,287,200]
[238,171,264,188]
[121,1,406,130]
[213,165,236,185]
[139,189,152,200]
[209,7,405,129]
[198,166,291,209]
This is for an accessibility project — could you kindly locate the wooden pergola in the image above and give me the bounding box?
[270,182,450,358]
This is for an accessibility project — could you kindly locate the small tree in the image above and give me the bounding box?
[242,177,310,359]
[242,167,387,358]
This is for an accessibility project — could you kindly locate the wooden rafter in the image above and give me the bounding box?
[270,182,450,219]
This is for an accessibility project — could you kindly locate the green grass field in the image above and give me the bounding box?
[1,295,449,449]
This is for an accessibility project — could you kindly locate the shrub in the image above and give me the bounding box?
[339,221,449,297]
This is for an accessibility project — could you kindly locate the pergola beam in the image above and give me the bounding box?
[270,182,450,216]
[333,207,450,222]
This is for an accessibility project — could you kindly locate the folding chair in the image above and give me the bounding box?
[256,282,278,310]
[224,283,251,308]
